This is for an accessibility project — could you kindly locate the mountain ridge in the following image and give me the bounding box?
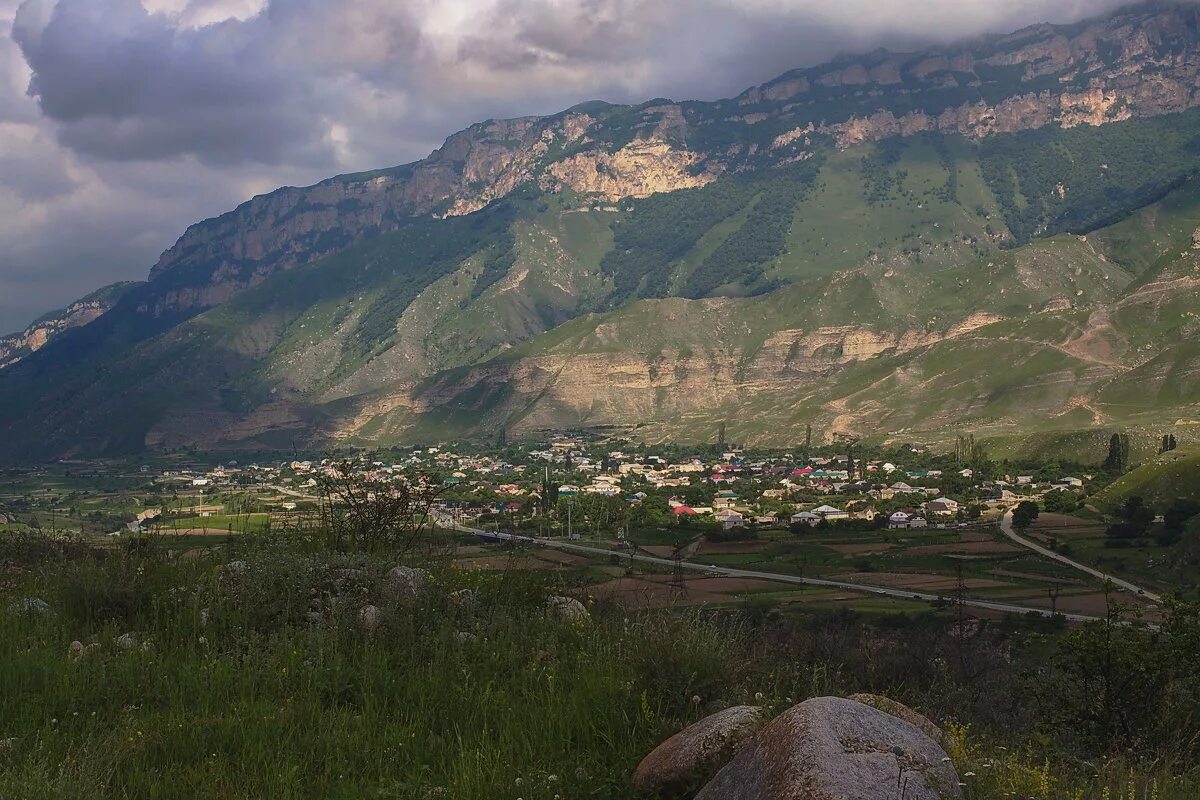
[2,1,1200,459]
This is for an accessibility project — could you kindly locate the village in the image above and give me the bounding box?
[6,431,1180,623]
[120,435,1091,538]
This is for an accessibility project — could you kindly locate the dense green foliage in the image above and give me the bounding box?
[600,178,755,303]
[980,109,1200,244]
[682,165,820,298]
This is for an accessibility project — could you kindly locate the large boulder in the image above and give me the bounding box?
[385,566,430,602]
[547,595,590,623]
[847,693,944,744]
[633,705,765,795]
[694,696,961,800]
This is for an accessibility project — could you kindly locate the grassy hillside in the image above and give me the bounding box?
[5,109,1200,457]
[1095,449,1200,509]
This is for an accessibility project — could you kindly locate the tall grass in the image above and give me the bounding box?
[1,531,1198,798]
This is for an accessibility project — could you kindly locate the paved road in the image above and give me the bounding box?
[437,514,1102,623]
[999,511,1162,604]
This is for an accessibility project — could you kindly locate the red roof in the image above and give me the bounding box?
[673,506,698,516]
[791,467,813,476]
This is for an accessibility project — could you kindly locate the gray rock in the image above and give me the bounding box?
[847,693,944,744]
[450,588,477,609]
[358,604,381,632]
[114,632,138,650]
[68,641,101,661]
[633,705,765,794]
[11,597,52,615]
[694,696,960,800]
[385,566,430,601]
[547,595,590,623]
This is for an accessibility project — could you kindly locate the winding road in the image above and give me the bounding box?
[999,511,1162,604]
[437,513,1105,623]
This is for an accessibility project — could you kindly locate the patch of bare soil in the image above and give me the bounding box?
[905,541,1023,556]
[153,528,237,536]
[585,577,724,608]
[825,542,897,555]
[535,549,591,566]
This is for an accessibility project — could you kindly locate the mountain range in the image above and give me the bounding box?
[2,0,1200,461]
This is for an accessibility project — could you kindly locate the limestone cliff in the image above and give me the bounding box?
[0,282,139,368]
[138,3,1200,318]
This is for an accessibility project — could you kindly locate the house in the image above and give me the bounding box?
[557,484,580,496]
[812,505,850,521]
[925,498,960,516]
[790,511,822,526]
[888,512,928,529]
[1054,477,1084,489]
[716,511,746,529]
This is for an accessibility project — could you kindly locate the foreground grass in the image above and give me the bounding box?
[2,532,1199,799]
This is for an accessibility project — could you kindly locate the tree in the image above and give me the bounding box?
[1104,432,1131,474]
[1043,489,1079,514]
[1107,495,1155,540]
[1159,498,1200,545]
[1012,500,1040,531]
[316,461,442,552]
[1039,591,1162,755]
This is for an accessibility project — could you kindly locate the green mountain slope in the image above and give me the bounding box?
[2,3,1200,460]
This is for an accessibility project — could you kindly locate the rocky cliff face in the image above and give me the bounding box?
[0,283,139,368]
[135,4,1200,318]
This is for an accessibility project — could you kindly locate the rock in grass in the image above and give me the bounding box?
[633,705,765,795]
[385,566,430,602]
[358,604,381,632]
[10,597,52,615]
[68,640,101,661]
[694,696,961,800]
[114,632,139,650]
[450,588,476,609]
[547,595,589,623]
[847,693,944,744]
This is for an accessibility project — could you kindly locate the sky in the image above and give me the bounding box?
[0,0,1136,334]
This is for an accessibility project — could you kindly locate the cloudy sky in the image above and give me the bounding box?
[0,0,1131,333]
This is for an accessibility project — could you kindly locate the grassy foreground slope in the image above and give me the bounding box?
[4,529,1200,799]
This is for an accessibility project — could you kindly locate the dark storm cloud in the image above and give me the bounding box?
[0,0,1150,333]
[12,0,336,165]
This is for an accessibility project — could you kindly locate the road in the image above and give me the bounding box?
[999,512,1162,604]
[436,514,1103,623]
